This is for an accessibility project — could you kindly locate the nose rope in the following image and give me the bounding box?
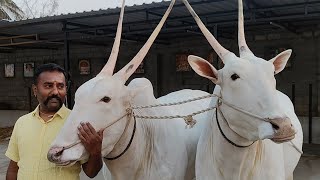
[133,93,301,154]
[217,96,302,154]
[60,94,302,154]
[290,140,303,154]
[217,98,270,122]
[216,105,255,148]
[62,108,133,151]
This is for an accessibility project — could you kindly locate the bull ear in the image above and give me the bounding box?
[269,49,292,74]
[188,55,220,84]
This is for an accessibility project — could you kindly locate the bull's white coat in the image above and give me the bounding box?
[181,0,303,179]
[50,77,210,180]
[47,0,212,179]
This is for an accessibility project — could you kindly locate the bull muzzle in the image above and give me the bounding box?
[47,146,64,163]
[269,117,296,143]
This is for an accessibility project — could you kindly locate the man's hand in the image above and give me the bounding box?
[78,122,104,178]
[78,122,104,156]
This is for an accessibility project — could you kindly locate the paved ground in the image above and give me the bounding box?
[0,141,104,180]
[1,140,319,180]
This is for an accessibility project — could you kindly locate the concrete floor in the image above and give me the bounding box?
[1,141,319,180]
[0,141,104,180]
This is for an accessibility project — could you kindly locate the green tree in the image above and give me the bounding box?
[0,0,24,20]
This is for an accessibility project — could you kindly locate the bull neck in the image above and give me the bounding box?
[215,106,255,147]
[104,116,184,179]
[206,109,267,179]
[105,115,136,160]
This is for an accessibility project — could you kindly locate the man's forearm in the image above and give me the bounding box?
[6,160,18,180]
[6,172,17,180]
[82,154,103,178]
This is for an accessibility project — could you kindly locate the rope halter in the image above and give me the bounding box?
[62,108,133,151]
[60,93,302,156]
[215,96,303,154]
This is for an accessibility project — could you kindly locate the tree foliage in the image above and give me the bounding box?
[0,0,24,20]
[20,0,59,18]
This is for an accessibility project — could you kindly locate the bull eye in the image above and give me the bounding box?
[231,73,240,81]
[101,96,111,103]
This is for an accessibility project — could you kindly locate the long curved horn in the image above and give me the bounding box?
[181,0,230,61]
[238,0,253,57]
[115,0,176,81]
[99,0,125,76]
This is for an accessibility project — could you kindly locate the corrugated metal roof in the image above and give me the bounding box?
[0,0,319,49]
[4,0,317,26]
[4,0,170,23]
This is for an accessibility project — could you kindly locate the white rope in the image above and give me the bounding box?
[289,140,303,154]
[133,106,217,129]
[132,94,218,109]
[62,109,132,150]
[131,93,302,154]
[217,99,270,122]
[131,94,219,128]
[61,93,302,154]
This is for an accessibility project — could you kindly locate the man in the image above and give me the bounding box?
[6,63,103,180]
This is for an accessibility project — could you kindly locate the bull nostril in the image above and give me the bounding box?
[53,149,64,160]
[269,117,296,142]
[271,123,279,130]
[48,147,64,162]
[56,148,64,157]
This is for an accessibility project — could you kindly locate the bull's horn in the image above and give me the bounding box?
[181,0,231,62]
[238,0,254,57]
[99,0,125,76]
[115,0,176,81]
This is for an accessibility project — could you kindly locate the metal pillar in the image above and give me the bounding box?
[63,22,72,108]
[315,34,320,117]
[291,83,295,108]
[308,84,313,144]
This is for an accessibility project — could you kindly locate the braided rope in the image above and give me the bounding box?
[132,94,219,109]
[131,93,218,128]
[131,93,303,154]
[62,109,132,150]
[133,106,217,128]
[61,93,301,154]
[134,106,216,119]
[61,95,216,150]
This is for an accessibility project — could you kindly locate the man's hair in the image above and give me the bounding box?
[34,63,68,84]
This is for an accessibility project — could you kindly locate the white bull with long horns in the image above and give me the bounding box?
[181,0,303,179]
[47,0,211,179]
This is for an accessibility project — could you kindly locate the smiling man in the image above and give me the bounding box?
[5,63,103,180]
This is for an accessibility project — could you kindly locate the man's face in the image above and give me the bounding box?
[33,71,67,112]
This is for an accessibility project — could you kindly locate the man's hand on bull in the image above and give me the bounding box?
[77,122,104,156]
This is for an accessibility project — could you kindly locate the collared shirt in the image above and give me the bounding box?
[5,105,82,180]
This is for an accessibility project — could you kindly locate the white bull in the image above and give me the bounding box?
[181,0,303,179]
[47,0,211,179]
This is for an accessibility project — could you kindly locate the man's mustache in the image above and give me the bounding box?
[44,95,63,106]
